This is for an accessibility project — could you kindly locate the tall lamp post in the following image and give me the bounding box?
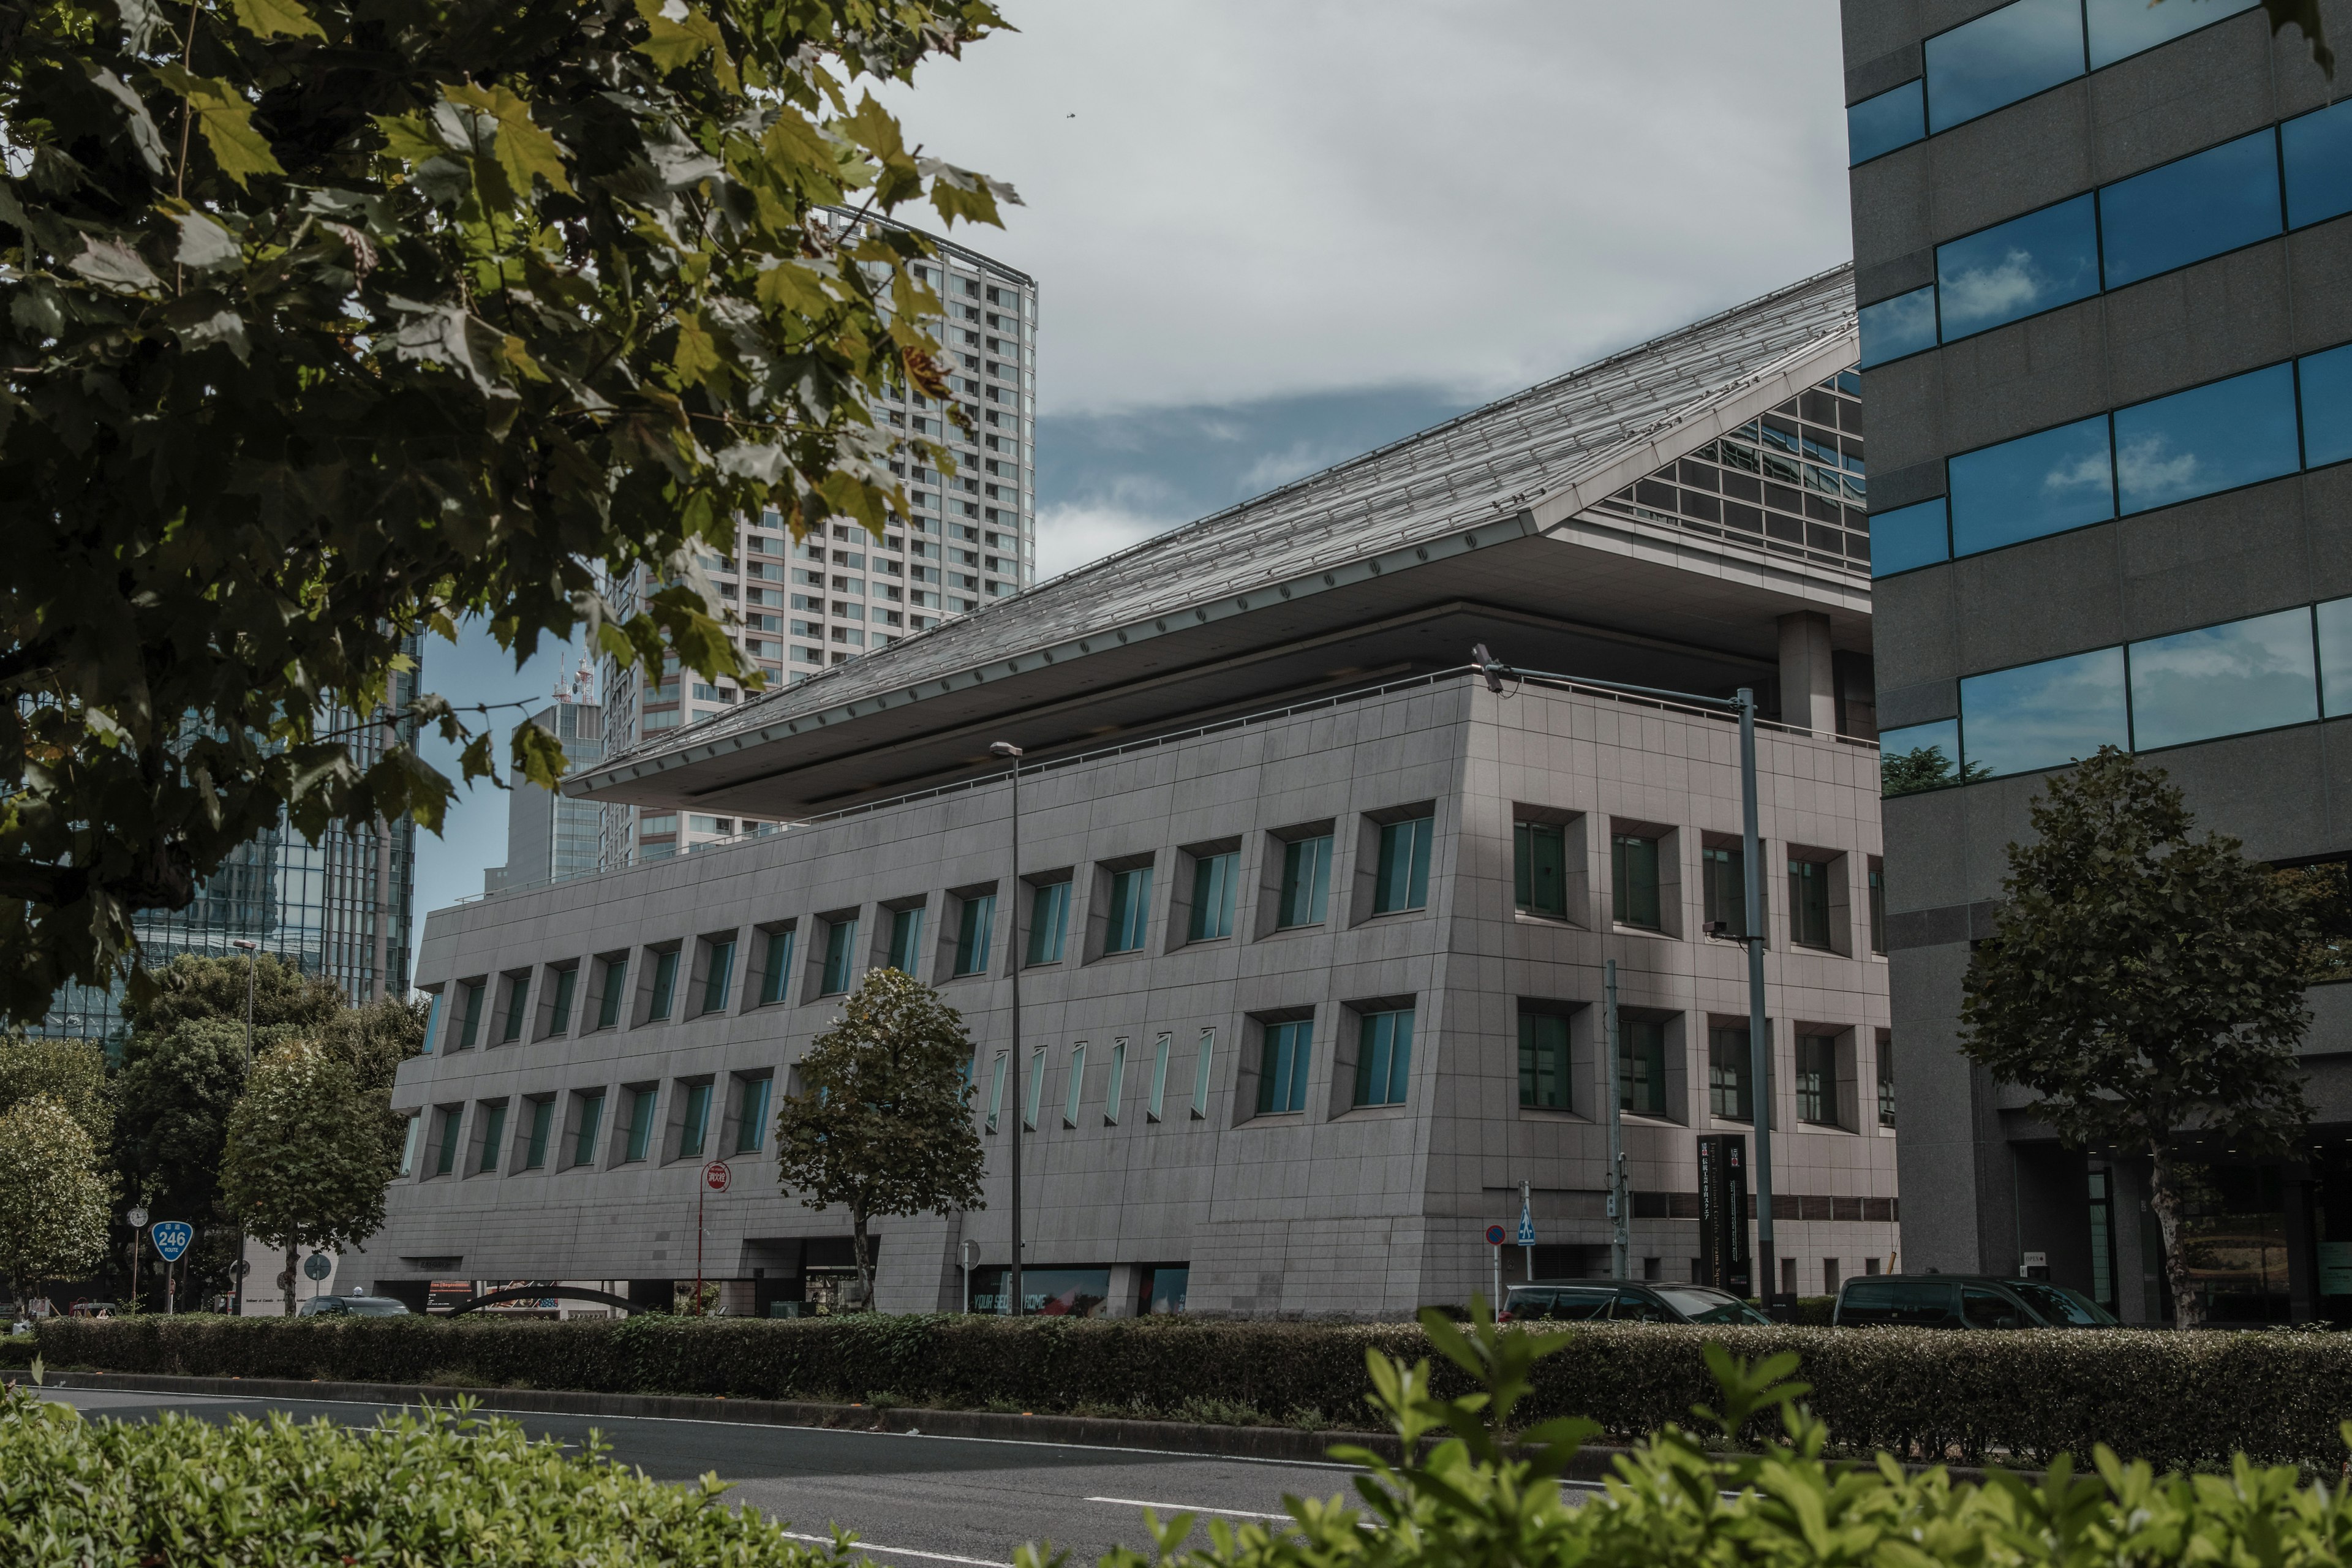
[1474,648,1779,1309]
[986,741,1025,1319]
[228,938,260,1319]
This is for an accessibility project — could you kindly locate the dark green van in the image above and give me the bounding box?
[1832,1275,2116,1329]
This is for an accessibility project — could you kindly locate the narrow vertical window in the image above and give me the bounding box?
[1256,1020,1312,1114]
[733,1075,772,1154]
[1105,866,1153,953]
[888,907,925,974]
[1104,1039,1128,1126]
[1702,847,1748,937]
[1787,860,1831,949]
[1877,1035,1896,1127]
[458,980,484,1049]
[1277,835,1333,927]
[500,974,529,1042]
[1027,881,1069,965]
[597,960,627,1028]
[1611,834,1662,929]
[423,991,444,1057]
[523,1099,552,1170]
[986,1051,1008,1132]
[1188,851,1240,940]
[702,938,736,1014]
[1867,862,1887,955]
[624,1087,658,1162]
[1352,1009,1415,1107]
[1621,1017,1668,1116]
[1708,1028,1752,1121]
[1147,1033,1171,1122]
[954,892,996,976]
[1023,1045,1047,1129]
[571,1091,605,1167]
[821,917,858,994]
[399,1115,420,1177]
[759,929,795,1006]
[679,1082,713,1158]
[647,949,680,1020]
[476,1103,507,1173]
[1797,1035,1838,1125]
[548,966,578,1035]
[434,1106,462,1175]
[1518,1011,1570,1109]
[1191,1028,1216,1120]
[1064,1042,1087,1127]
[1513,822,1567,918]
[1373,815,1433,913]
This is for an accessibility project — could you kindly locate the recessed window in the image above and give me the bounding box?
[1708,1028,1753,1122]
[678,1082,713,1159]
[1372,814,1433,914]
[888,907,926,974]
[701,938,736,1014]
[1276,835,1333,928]
[647,949,680,1021]
[1518,1011,1570,1110]
[758,928,795,1006]
[1104,1039,1127,1126]
[1256,1020,1312,1115]
[1878,1035,1896,1128]
[1868,861,1887,955]
[456,979,484,1050]
[1620,1019,1668,1117]
[732,1074,772,1155]
[1701,846,1749,937]
[1147,1033,1172,1123]
[622,1087,658,1163]
[1188,850,1239,940]
[1788,860,1833,950]
[1514,822,1567,918]
[1191,1028,1216,1120]
[1104,865,1153,954]
[433,1106,462,1176]
[953,892,996,977]
[522,1099,553,1170]
[571,1091,606,1168]
[1023,1045,1047,1129]
[984,1051,1008,1133]
[820,916,859,995]
[476,1102,507,1174]
[546,965,578,1035]
[1611,833,1661,929]
[1797,1036,1840,1126]
[595,959,627,1029]
[1352,1009,1414,1107]
[1063,1042,1087,1127]
[398,1115,420,1176]
[1026,880,1070,965]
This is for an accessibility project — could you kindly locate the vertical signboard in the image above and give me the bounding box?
[1697,1134,1751,1296]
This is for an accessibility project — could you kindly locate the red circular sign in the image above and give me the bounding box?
[703,1161,731,1193]
[1484,1224,1507,1246]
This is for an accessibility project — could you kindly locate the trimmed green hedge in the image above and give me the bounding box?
[37,1313,2352,1470]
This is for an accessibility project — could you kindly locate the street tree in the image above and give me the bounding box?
[0,0,1014,1030]
[774,967,985,1307]
[0,1035,113,1150]
[0,1095,111,1309]
[219,1036,404,1313]
[1960,747,2314,1328]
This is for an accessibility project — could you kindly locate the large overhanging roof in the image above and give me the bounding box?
[568,265,1860,817]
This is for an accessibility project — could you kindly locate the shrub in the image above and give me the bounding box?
[39,1312,2352,1471]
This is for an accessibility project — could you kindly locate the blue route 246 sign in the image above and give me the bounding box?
[149,1221,193,1263]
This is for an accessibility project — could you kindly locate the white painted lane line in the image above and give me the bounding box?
[1085,1496,1292,1521]
[780,1531,1012,1568]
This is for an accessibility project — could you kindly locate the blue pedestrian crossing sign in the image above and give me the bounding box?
[149,1221,192,1263]
[1517,1205,1536,1247]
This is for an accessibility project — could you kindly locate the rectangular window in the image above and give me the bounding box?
[596,960,627,1029]
[985,1051,1008,1133]
[1959,646,2129,778]
[1879,1038,1896,1124]
[1148,1033,1171,1122]
[702,939,735,1014]
[1797,1036,1839,1126]
[2086,0,2256,66]
[733,1076,771,1154]
[523,1099,552,1170]
[1518,1011,1570,1110]
[1277,835,1333,927]
[759,929,794,1006]
[1188,851,1239,940]
[548,966,578,1035]
[2323,597,2352,718]
[1373,815,1433,914]
[1611,833,1661,929]
[1879,718,1967,796]
[623,1087,658,1163]
[1023,1045,1047,1129]
[1788,860,1833,949]
[2302,342,2352,470]
[1868,862,1887,954]
[571,1091,605,1167]
[2113,362,2299,515]
[1104,1039,1126,1126]
[1847,78,1925,165]
[399,1115,420,1176]
[1857,284,1937,368]
[1936,194,2099,341]
[500,976,529,1043]
[888,907,925,974]
[1923,0,2083,135]
[1514,822,1568,918]
[422,991,443,1057]
[434,1106,461,1175]
[2098,127,2280,292]
[2283,97,2352,230]
[475,1102,507,1173]
[1621,1018,1668,1117]
[1948,414,2114,557]
[647,949,679,1020]
[821,916,858,994]
[679,1082,712,1159]
[1104,866,1153,953]
[1871,496,1950,578]
[1192,1028,1216,1119]
[1353,1009,1414,1107]
[1064,1043,1087,1128]
[1708,1028,1753,1121]
[2128,606,2318,750]
[1027,880,1070,965]
[1701,846,1748,938]
[954,893,996,977]
[457,980,484,1049]
[1256,1020,1312,1114]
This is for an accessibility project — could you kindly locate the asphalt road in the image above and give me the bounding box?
[43,1386,1377,1566]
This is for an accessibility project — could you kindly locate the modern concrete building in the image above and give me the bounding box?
[595,221,1038,871]
[486,693,608,897]
[1844,0,2352,1322]
[375,268,1899,1316]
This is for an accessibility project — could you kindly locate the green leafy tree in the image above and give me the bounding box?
[0,1036,112,1150]
[1960,748,2314,1329]
[317,994,431,1097]
[219,1036,404,1313]
[1880,743,1990,798]
[774,967,985,1306]
[0,0,1014,1030]
[0,1095,110,1307]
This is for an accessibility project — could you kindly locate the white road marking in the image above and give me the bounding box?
[1085,1497,1292,1521]
[781,1530,1013,1567]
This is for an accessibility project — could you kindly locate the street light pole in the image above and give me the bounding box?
[1736,688,1777,1309]
[230,938,259,1319]
[987,741,1025,1320]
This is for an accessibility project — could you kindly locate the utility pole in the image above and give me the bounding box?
[230,938,259,1319]
[987,741,1025,1319]
[1604,959,1629,1280]
[1737,688,1776,1309]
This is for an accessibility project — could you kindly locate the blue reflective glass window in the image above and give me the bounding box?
[2318,597,2352,717]
[1960,647,2130,778]
[1871,497,1951,576]
[2128,608,2318,750]
[1849,80,1927,164]
[1880,718,1969,797]
[1948,415,2114,556]
[2098,129,2281,290]
[2113,363,2299,514]
[1936,195,2099,341]
[1858,285,1938,367]
[1924,0,2086,134]
[2299,344,2352,469]
[2283,99,2352,230]
[2086,0,2258,68]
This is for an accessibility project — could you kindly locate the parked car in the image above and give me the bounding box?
[1831,1274,2117,1329]
[296,1294,412,1317]
[1499,1280,1772,1325]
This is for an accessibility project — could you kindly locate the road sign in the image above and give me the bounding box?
[703,1160,731,1193]
[127,1206,148,1230]
[1517,1205,1536,1248]
[149,1221,192,1262]
[303,1253,333,1281]
[1483,1224,1506,1246]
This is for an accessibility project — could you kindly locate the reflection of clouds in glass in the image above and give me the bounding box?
[1960,648,2128,778]
[1860,287,1936,366]
[2114,435,2201,506]
[2127,609,2317,750]
[2044,449,2117,495]
[1942,248,2049,327]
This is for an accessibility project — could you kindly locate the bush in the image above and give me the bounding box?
[0,1366,861,1567]
[39,1312,2352,1471]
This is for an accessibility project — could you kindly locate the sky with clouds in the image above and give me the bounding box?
[411,0,1856,923]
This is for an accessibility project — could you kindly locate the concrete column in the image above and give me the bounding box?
[1777,612,1836,735]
